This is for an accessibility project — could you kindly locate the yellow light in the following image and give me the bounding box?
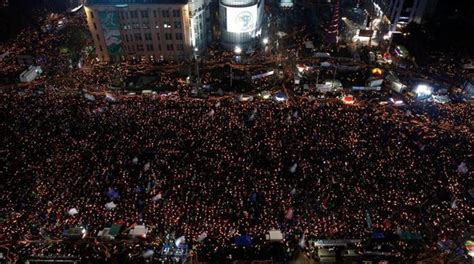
[371,68,383,76]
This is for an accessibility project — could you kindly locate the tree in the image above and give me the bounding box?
[61,25,86,63]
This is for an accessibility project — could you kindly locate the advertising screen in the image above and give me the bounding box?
[226,4,258,33]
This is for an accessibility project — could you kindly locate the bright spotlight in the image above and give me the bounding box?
[262,38,269,45]
[415,84,432,97]
[234,46,242,54]
[194,47,198,52]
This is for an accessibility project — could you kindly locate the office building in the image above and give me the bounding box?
[372,0,438,31]
[84,0,210,62]
[188,0,212,52]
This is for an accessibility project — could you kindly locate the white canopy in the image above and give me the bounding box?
[105,201,117,210]
[68,208,78,216]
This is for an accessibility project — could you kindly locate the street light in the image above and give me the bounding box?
[234,46,242,64]
[234,46,242,55]
[262,38,269,45]
[193,47,200,86]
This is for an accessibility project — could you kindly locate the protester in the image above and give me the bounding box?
[1,85,472,262]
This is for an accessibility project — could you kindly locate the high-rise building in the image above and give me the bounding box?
[84,0,210,62]
[188,0,212,51]
[219,0,265,49]
[372,0,438,31]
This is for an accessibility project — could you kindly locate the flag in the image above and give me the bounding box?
[298,233,305,248]
[451,198,458,209]
[457,162,468,174]
[144,162,150,171]
[365,210,372,229]
[290,188,296,195]
[152,193,162,201]
[107,188,119,200]
[289,163,298,173]
[285,207,294,220]
[84,93,95,101]
[175,236,186,247]
[105,93,117,102]
[249,112,256,121]
[197,232,207,242]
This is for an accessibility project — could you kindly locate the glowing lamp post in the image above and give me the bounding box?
[234,46,242,64]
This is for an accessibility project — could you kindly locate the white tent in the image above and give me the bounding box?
[267,229,283,241]
[105,201,117,210]
[68,208,78,216]
[129,225,147,239]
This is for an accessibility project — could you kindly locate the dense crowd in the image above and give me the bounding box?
[0,4,472,263]
[1,83,472,262]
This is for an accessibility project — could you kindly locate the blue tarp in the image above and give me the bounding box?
[235,235,252,246]
[371,231,385,239]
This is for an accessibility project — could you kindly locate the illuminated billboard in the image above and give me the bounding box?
[226,4,258,33]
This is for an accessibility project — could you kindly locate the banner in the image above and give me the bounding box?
[352,86,381,91]
[251,71,274,80]
[225,4,258,33]
[99,11,123,55]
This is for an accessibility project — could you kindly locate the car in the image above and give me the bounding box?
[273,91,288,102]
[258,90,272,100]
[238,94,254,102]
[63,227,87,240]
[389,97,404,105]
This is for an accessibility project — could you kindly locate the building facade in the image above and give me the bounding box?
[85,0,209,62]
[219,0,265,49]
[188,0,212,52]
[372,0,438,31]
